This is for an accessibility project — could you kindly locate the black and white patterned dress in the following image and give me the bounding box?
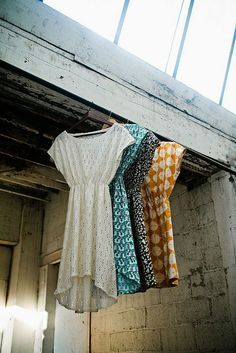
[124,131,159,291]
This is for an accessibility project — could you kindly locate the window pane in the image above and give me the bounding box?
[176,0,236,102]
[222,45,236,114]
[119,0,186,72]
[44,0,124,41]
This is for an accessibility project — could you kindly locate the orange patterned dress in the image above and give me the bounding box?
[141,142,186,287]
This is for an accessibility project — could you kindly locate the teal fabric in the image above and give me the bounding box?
[110,124,149,294]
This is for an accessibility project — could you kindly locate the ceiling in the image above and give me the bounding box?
[0,63,219,202]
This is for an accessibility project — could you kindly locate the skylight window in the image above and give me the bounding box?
[44,0,236,115]
[176,0,236,103]
[44,0,124,41]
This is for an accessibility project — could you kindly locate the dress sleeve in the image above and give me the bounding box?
[117,125,135,158]
[47,135,63,173]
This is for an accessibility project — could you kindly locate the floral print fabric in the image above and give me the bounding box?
[124,132,159,291]
[110,124,150,294]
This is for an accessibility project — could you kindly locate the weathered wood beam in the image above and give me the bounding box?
[0,118,52,148]
[0,140,51,167]
[0,173,59,193]
[0,160,67,189]
[0,14,235,166]
[0,240,17,246]
[0,180,49,201]
[0,102,64,137]
[0,95,98,136]
[40,249,62,266]
[0,65,89,119]
[3,169,68,191]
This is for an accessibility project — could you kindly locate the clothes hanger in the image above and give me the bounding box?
[66,109,114,135]
[67,110,116,137]
[67,111,90,132]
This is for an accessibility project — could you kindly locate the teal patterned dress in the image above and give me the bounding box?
[110,124,149,294]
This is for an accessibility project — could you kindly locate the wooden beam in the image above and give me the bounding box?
[0,162,68,191]
[0,0,235,143]
[0,20,235,166]
[0,118,52,149]
[0,173,59,193]
[40,249,62,266]
[0,240,17,246]
[0,180,49,201]
[0,136,52,166]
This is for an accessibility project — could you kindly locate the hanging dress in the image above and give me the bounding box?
[141,142,186,287]
[110,124,151,295]
[47,123,135,312]
[124,131,159,291]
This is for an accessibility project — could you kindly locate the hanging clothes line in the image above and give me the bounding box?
[67,110,236,176]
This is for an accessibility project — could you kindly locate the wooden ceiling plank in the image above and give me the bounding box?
[10,170,68,191]
[0,173,60,193]
[0,137,52,167]
[0,181,49,202]
[0,119,52,149]
[0,161,68,190]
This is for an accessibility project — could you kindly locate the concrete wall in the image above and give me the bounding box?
[41,173,236,352]
[90,177,236,353]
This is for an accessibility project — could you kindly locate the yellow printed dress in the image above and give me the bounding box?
[141,142,186,287]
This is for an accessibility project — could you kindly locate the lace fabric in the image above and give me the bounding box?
[48,123,135,312]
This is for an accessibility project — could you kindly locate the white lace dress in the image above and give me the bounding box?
[48,123,135,313]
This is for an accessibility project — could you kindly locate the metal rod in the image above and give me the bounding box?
[113,0,130,45]
[1,61,234,176]
[165,0,185,73]
[219,26,236,105]
[173,0,195,79]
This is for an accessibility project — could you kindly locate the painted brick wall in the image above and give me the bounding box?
[41,173,236,352]
[91,179,236,353]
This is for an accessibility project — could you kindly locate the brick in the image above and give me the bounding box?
[161,324,196,351]
[210,294,231,321]
[190,222,220,250]
[91,333,110,352]
[204,269,227,296]
[176,298,211,323]
[91,313,108,334]
[143,288,160,307]
[203,245,223,270]
[195,321,235,351]
[160,277,191,304]
[175,233,204,277]
[146,304,176,328]
[130,292,146,308]
[191,269,227,297]
[225,264,236,322]
[110,329,161,352]
[190,182,212,208]
[197,201,216,226]
[189,268,205,297]
[108,309,146,332]
[172,208,200,234]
